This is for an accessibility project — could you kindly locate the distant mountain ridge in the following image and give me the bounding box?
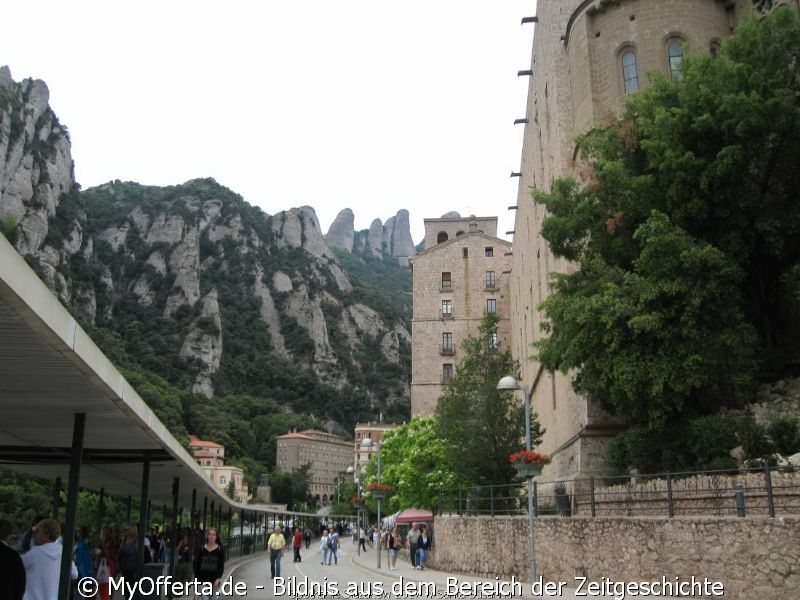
[0,67,412,456]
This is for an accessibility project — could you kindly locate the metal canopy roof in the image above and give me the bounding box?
[0,234,244,511]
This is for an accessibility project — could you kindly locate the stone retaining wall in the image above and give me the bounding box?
[430,515,799,599]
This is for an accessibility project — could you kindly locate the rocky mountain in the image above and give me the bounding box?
[0,68,412,458]
[325,208,416,263]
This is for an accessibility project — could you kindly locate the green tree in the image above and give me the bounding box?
[535,10,800,428]
[270,465,311,509]
[361,418,460,513]
[436,313,542,486]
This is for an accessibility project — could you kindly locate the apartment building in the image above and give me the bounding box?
[409,215,512,417]
[188,435,250,503]
[275,429,352,501]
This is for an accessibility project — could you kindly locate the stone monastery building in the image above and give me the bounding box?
[508,0,796,480]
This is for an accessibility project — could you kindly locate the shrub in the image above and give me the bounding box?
[735,416,773,459]
[767,416,800,456]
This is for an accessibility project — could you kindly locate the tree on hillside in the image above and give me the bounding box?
[535,9,800,428]
[361,417,459,512]
[436,313,542,486]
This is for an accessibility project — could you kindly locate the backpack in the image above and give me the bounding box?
[328,533,337,549]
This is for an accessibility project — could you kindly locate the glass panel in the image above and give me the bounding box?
[623,51,639,93]
[668,41,683,79]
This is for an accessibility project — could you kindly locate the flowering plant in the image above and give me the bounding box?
[508,450,551,465]
[365,482,393,492]
[350,495,366,506]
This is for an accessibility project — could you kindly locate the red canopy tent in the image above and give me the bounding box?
[394,508,434,524]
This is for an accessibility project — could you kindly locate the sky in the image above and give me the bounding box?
[1,1,536,245]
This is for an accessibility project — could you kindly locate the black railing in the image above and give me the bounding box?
[437,464,800,518]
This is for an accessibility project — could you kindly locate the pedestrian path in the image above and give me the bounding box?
[345,540,695,599]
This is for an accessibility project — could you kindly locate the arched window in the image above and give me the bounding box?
[622,49,639,93]
[437,231,448,244]
[220,475,227,485]
[667,39,684,79]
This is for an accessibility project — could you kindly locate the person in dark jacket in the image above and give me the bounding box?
[0,519,26,600]
[194,527,224,598]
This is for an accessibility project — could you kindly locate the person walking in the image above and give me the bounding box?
[326,529,339,565]
[416,525,431,570]
[406,523,420,569]
[267,526,285,578]
[193,527,224,600]
[358,527,367,552]
[117,524,142,594]
[387,526,401,571]
[292,527,303,562]
[319,529,330,565]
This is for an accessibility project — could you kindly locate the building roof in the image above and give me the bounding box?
[409,229,511,263]
[188,435,223,448]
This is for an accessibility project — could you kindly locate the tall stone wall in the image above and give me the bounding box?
[431,515,800,599]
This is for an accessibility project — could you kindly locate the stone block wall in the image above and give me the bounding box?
[431,515,799,599]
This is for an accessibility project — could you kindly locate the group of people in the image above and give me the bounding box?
[0,516,227,600]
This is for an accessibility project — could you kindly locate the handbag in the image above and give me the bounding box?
[97,558,110,582]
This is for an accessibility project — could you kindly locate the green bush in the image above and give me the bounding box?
[735,416,773,458]
[688,415,738,470]
[1,216,19,246]
[767,415,800,456]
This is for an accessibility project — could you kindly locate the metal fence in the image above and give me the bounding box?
[437,464,800,518]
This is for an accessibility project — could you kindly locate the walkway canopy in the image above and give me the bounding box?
[395,508,434,524]
[0,234,321,600]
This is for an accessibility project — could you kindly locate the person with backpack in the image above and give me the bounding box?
[326,530,339,565]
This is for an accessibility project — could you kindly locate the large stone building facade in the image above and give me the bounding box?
[509,0,797,480]
[409,215,512,417]
[275,429,352,501]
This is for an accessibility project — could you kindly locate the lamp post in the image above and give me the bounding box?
[376,440,382,570]
[497,375,537,583]
[355,476,361,556]
[360,437,383,569]
[359,437,375,563]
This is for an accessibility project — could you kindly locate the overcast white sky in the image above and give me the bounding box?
[1,1,536,244]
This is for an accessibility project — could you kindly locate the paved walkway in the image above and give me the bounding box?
[348,542,584,599]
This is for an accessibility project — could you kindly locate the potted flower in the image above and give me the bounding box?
[350,495,366,509]
[365,482,392,499]
[508,449,550,478]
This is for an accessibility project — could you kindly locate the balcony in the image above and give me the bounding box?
[484,284,498,292]
[440,345,455,356]
[441,375,454,383]
[440,283,453,293]
[440,310,454,320]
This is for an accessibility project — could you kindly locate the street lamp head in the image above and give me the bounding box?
[346,466,354,475]
[497,376,521,391]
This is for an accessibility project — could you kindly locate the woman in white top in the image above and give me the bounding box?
[319,530,329,565]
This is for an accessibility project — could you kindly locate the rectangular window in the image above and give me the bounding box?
[442,299,452,317]
[441,272,452,290]
[485,271,496,288]
[442,363,454,382]
[442,332,453,353]
[487,299,497,313]
[489,332,498,349]
[485,247,494,257]
[463,247,469,258]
